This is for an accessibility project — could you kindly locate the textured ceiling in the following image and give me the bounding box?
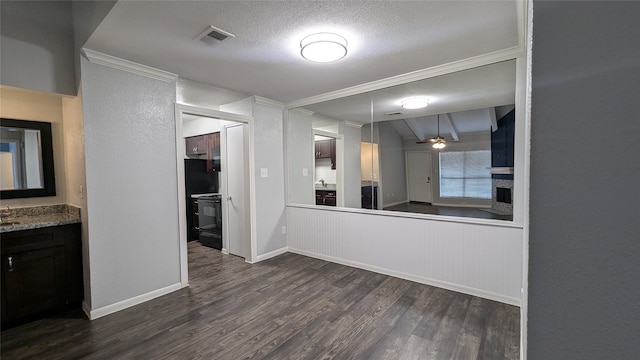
[84,1,519,103]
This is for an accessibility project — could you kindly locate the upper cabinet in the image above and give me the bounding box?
[185,134,208,156]
[315,138,336,169]
[185,132,220,173]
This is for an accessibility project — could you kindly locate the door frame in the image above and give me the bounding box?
[174,104,255,287]
[312,129,344,207]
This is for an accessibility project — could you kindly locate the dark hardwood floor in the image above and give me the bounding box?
[1,242,520,359]
[384,201,513,221]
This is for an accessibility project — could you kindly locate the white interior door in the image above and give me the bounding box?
[406,151,432,203]
[223,123,250,259]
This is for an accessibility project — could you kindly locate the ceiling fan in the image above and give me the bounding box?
[416,114,447,149]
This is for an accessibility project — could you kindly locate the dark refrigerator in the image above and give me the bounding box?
[184,159,218,242]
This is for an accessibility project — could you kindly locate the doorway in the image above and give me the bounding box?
[174,104,254,286]
[406,151,432,203]
[312,130,344,207]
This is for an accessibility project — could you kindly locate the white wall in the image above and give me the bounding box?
[0,1,76,95]
[221,98,287,257]
[177,78,247,110]
[0,86,68,207]
[182,117,222,138]
[80,58,181,312]
[286,110,314,205]
[288,206,523,305]
[378,121,407,206]
[342,124,362,208]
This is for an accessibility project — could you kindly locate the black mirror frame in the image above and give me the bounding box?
[0,118,56,199]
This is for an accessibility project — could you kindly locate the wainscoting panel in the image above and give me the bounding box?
[287,206,523,305]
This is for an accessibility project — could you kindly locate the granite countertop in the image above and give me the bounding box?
[0,204,81,233]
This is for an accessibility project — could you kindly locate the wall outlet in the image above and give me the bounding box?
[281,226,287,235]
[260,168,268,177]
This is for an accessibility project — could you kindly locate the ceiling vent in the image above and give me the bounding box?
[385,111,403,116]
[195,26,235,43]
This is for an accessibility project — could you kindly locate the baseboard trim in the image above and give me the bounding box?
[288,247,521,307]
[88,283,184,320]
[254,246,289,262]
[82,300,91,319]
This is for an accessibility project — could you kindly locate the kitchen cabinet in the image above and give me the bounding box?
[185,134,208,156]
[315,139,336,169]
[316,190,336,206]
[186,132,221,173]
[1,223,83,328]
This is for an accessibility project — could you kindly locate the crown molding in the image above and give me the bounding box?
[289,108,315,116]
[285,46,524,109]
[253,96,284,109]
[344,121,364,128]
[82,48,178,83]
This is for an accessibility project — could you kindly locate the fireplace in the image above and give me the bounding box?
[496,187,512,204]
[491,179,513,215]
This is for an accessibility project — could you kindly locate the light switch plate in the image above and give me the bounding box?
[302,168,308,176]
[260,168,268,177]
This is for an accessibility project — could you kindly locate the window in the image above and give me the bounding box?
[439,150,491,199]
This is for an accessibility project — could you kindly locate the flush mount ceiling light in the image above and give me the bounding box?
[300,33,348,63]
[401,96,430,110]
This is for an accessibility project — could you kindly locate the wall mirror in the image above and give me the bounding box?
[287,59,517,221]
[0,118,56,199]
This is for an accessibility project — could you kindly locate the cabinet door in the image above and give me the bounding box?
[186,135,207,156]
[315,140,332,158]
[1,246,65,322]
[206,132,221,173]
[324,191,336,206]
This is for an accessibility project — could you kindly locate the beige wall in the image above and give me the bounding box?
[0,86,68,207]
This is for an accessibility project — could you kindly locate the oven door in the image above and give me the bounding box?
[198,198,222,249]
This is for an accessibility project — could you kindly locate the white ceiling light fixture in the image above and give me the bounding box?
[401,96,430,110]
[300,33,348,63]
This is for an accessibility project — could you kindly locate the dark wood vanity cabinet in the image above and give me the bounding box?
[316,190,336,206]
[1,223,83,327]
